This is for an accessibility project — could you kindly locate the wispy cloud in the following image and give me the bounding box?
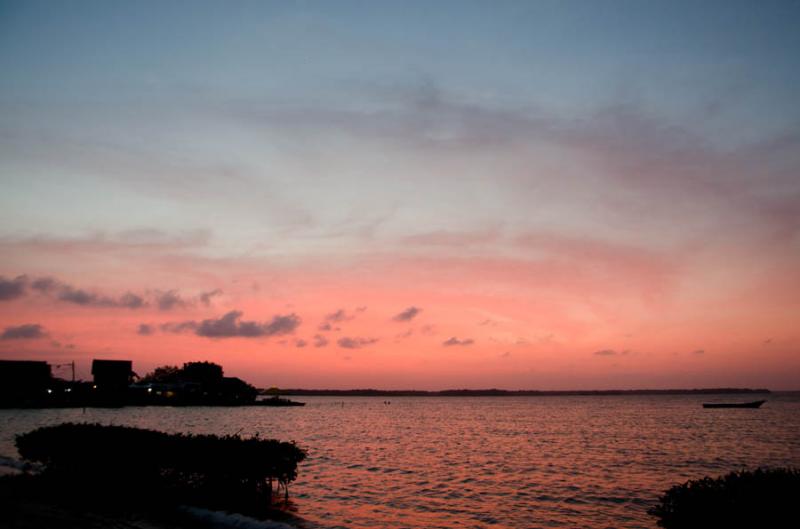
[337,336,379,349]
[592,349,633,356]
[318,307,362,331]
[199,289,222,306]
[443,337,474,347]
[1,323,47,340]
[4,273,222,311]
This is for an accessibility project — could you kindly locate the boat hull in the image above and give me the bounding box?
[702,400,766,409]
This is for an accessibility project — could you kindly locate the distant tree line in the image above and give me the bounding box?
[273,388,770,397]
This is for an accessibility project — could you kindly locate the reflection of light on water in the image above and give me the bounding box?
[1,395,799,529]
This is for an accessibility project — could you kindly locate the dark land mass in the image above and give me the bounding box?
[0,359,305,409]
[1,423,308,529]
[273,387,771,397]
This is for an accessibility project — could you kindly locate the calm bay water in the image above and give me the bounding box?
[2,394,799,529]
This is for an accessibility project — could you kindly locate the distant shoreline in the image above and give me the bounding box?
[271,388,772,397]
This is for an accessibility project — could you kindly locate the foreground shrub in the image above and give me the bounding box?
[16,423,306,515]
[649,467,800,529]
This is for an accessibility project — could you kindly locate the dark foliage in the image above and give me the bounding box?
[140,365,182,384]
[648,467,800,529]
[15,423,306,516]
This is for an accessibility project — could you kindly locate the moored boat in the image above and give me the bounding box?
[702,399,766,409]
[255,396,306,406]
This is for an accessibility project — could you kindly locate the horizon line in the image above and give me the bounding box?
[267,387,785,395]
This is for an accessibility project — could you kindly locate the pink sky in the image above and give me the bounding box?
[1,2,799,389]
[1,220,798,389]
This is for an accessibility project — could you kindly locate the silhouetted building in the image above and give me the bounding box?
[91,359,135,390]
[0,360,53,403]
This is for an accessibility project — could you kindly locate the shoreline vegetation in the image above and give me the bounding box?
[1,423,307,529]
[649,467,800,528]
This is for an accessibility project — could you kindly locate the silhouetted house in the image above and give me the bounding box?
[0,360,53,404]
[91,359,135,390]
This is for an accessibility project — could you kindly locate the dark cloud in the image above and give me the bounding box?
[393,306,421,322]
[593,349,617,356]
[0,275,27,301]
[199,289,222,306]
[691,349,705,355]
[118,292,146,309]
[1,323,47,340]
[313,334,329,347]
[1,274,222,312]
[56,286,146,309]
[30,277,59,293]
[57,286,97,305]
[156,290,187,311]
[318,308,358,330]
[160,320,199,333]
[163,310,300,338]
[443,337,474,347]
[137,323,155,336]
[337,336,378,349]
[325,309,350,322]
[295,339,307,348]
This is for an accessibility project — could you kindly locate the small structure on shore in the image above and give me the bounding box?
[0,360,53,405]
[91,359,136,390]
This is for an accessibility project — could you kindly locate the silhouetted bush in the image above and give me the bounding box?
[649,467,800,529]
[15,423,306,515]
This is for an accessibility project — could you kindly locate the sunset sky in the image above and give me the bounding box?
[1,0,799,389]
